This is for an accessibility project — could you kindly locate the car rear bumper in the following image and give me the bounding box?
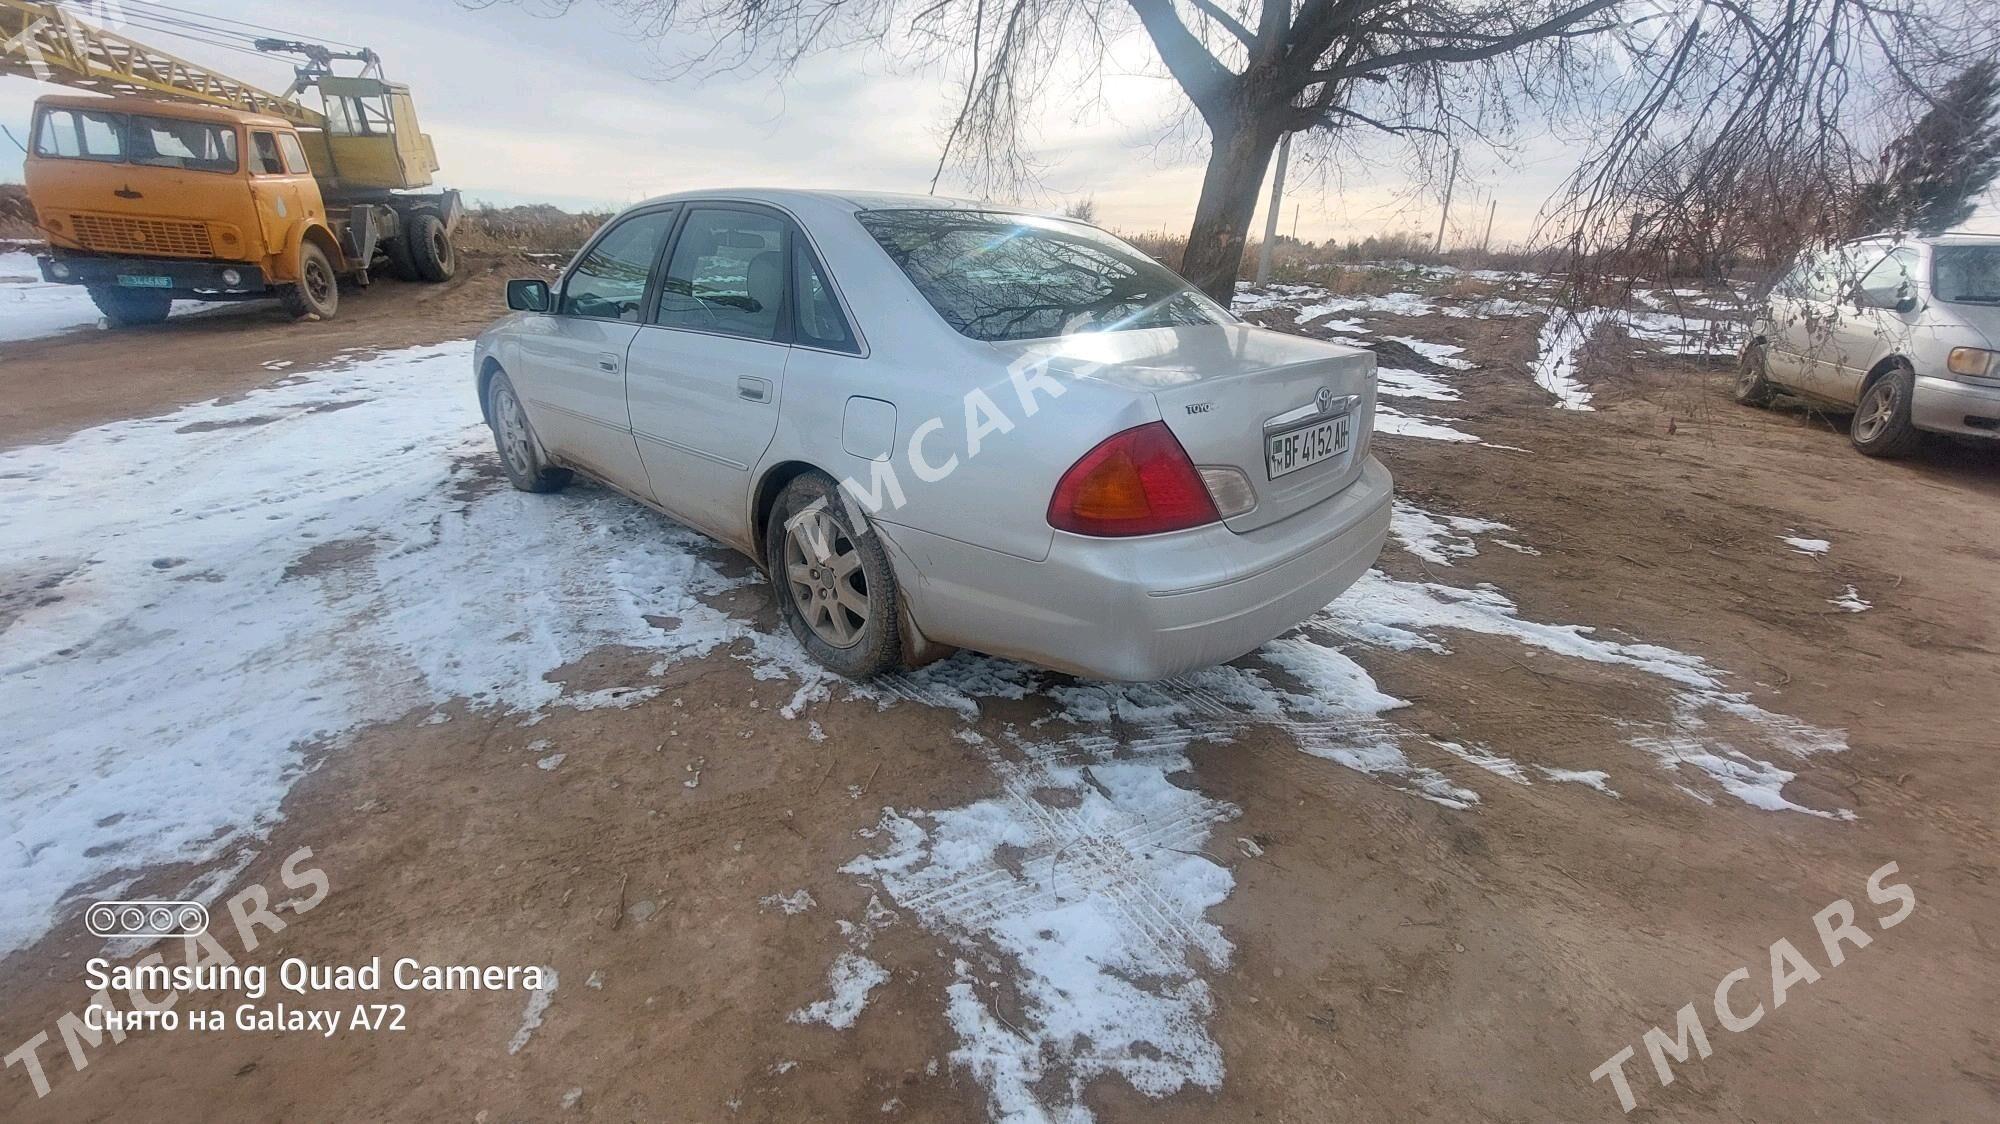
[37,254,266,296]
[878,455,1394,681]
[1911,375,2000,438]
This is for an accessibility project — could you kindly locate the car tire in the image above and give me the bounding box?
[278,242,339,320]
[1850,365,1923,458]
[765,472,903,679]
[406,210,456,283]
[87,285,172,327]
[1733,340,1775,406]
[486,372,572,492]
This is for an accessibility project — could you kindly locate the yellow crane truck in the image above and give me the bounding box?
[1,0,461,324]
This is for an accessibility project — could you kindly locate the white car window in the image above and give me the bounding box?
[561,210,675,322]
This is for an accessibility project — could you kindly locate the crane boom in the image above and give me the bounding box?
[0,0,322,126]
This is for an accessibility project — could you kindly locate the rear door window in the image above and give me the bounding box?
[654,208,789,342]
[561,209,677,321]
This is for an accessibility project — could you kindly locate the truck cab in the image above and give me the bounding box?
[24,94,352,323]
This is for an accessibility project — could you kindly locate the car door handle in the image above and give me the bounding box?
[597,352,620,373]
[737,376,772,403]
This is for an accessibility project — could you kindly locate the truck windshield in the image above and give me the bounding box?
[1932,246,2000,305]
[856,209,1232,342]
[32,107,238,174]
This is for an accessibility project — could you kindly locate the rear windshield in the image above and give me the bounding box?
[857,209,1231,342]
[33,107,238,174]
[1932,246,2000,305]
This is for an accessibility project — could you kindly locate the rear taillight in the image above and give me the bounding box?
[1047,421,1221,537]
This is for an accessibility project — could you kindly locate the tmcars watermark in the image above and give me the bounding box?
[789,348,1085,558]
[2,846,330,1100]
[1588,861,1916,1113]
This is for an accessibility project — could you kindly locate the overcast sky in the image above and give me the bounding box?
[2,0,1990,246]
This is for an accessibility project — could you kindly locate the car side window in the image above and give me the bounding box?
[793,242,856,352]
[250,132,285,175]
[655,208,787,342]
[561,211,676,321]
[1856,247,1918,306]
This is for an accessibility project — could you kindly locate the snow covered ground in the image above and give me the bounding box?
[5,332,1853,1121]
[0,340,799,955]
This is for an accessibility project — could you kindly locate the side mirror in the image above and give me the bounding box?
[507,278,551,313]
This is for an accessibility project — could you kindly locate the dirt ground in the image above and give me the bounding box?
[2,261,1997,1123]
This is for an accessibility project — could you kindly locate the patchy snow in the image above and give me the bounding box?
[1830,586,1871,612]
[506,968,559,1055]
[1375,404,1481,443]
[1376,366,1459,401]
[1783,534,1831,555]
[0,252,234,342]
[761,889,817,915]
[1442,296,1546,319]
[1320,571,1850,816]
[1536,767,1619,796]
[845,732,1235,1121]
[0,340,810,955]
[1530,308,1610,410]
[789,952,889,1030]
[1388,501,1514,566]
[1384,335,1475,369]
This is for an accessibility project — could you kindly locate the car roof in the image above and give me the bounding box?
[620,187,1057,218]
[1846,230,2000,249]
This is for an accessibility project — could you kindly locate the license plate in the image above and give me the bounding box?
[117,275,173,288]
[1266,416,1350,479]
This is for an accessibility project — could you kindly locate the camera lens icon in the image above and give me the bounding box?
[85,900,208,938]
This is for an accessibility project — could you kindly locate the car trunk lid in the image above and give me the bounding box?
[996,325,1377,533]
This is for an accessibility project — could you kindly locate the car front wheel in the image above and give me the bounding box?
[486,372,572,492]
[1734,340,1775,406]
[766,472,902,678]
[1851,365,1922,458]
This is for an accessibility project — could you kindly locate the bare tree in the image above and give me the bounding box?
[1858,58,2000,235]
[507,0,1998,302]
[1062,196,1099,223]
[1549,1,1995,294]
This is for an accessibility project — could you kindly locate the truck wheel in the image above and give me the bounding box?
[88,286,172,327]
[278,243,339,320]
[407,211,456,283]
[382,225,418,281]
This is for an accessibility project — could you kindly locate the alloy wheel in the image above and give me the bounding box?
[495,385,535,478]
[1856,381,1898,442]
[783,508,870,648]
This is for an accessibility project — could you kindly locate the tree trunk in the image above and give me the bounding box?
[1180,116,1284,305]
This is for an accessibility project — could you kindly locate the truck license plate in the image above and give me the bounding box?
[1266,416,1350,479]
[117,275,173,288]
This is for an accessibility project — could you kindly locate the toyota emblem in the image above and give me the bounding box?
[1315,386,1335,412]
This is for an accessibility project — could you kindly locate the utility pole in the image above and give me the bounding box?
[1432,148,1459,255]
[1255,131,1292,285]
[1481,198,1497,253]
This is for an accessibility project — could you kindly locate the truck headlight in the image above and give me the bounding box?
[1946,348,1997,378]
[221,268,243,287]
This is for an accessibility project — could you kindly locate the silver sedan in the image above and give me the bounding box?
[473,190,1392,681]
